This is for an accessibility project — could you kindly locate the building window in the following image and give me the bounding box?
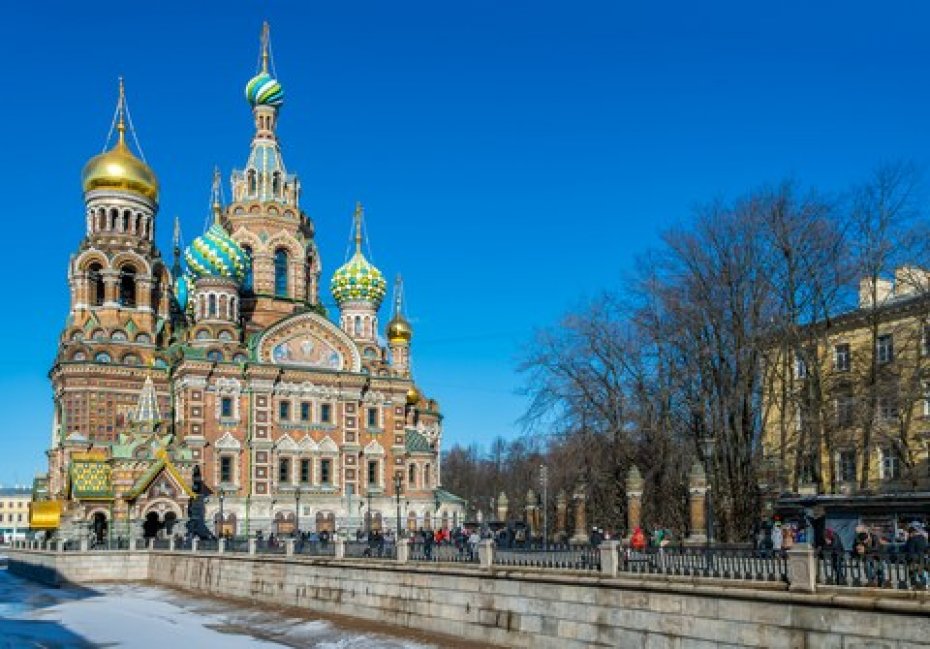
[320,459,332,485]
[242,245,253,293]
[878,395,898,421]
[924,382,930,418]
[368,460,378,486]
[300,402,311,422]
[408,464,417,487]
[833,344,850,372]
[94,352,111,364]
[794,353,808,379]
[208,294,217,317]
[119,264,137,307]
[424,463,431,487]
[278,457,291,484]
[320,403,332,424]
[880,447,901,480]
[279,401,290,421]
[367,408,378,428]
[836,395,855,428]
[221,397,233,418]
[300,459,311,484]
[220,456,233,483]
[877,334,894,364]
[798,453,817,484]
[274,249,288,297]
[838,450,856,483]
[88,263,105,306]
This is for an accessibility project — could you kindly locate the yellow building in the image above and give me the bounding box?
[0,487,32,542]
[761,267,930,498]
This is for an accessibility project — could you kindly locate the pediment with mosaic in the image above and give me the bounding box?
[257,313,361,372]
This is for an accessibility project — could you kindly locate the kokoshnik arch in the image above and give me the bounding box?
[32,23,464,541]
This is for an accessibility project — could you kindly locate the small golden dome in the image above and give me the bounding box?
[82,139,159,201]
[406,386,420,406]
[387,313,413,344]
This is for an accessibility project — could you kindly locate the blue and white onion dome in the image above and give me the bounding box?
[245,71,284,108]
[184,222,251,285]
[331,251,387,307]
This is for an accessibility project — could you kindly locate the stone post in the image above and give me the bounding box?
[148,538,155,551]
[599,540,621,577]
[555,490,568,543]
[496,492,509,523]
[570,483,589,546]
[525,488,538,539]
[169,536,176,552]
[685,461,708,545]
[396,538,409,564]
[248,537,257,555]
[191,537,199,553]
[285,538,295,556]
[80,537,88,552]
[334,536,345,559]
[787,544,817,593]
[56,538,64,553]
[218,538,226,554]
[131,537,140,551]
[626,465,643,540]
[478,538,495,570]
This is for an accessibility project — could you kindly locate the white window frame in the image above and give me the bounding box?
[833,343,850,372]
[877,334,894,364]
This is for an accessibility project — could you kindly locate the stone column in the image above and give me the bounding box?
[218,538,226,554]
[148,538,155,551]
[599,540,621,577]
[79,537,88,552]
[334,537,345,559]
[477,538,495,570]
[169,536,176,552]
[626,465,644,539]
[570,483,589,545]
[284,538,295,556]
[396,538,409,564]
[555,490,568,543]
[191,538,199,553]
[525,489,538,539]
[496,492,509,522]
[248,538,257,555]
[686,461,708,545]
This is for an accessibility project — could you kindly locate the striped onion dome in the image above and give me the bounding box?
[184,222,250,284]
[245,72,284,108]
[331,251,387,307]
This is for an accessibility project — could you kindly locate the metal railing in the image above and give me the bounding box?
[410,542,478,564]
[495,544,600,571]
[344,540,396,559]
[295,539,336,557]
[620,546,787,583]
[817,550,930,590]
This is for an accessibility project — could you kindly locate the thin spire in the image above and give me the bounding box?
[133,375,161,424]
[354,202,364,254]
[393,274,405,318]
[211,166,222,223]
[261,21,270,73]
[116,77,127,148]
[172,216,182,274]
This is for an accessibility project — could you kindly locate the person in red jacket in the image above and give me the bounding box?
[631,526,646,551]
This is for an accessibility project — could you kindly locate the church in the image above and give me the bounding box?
[32,24,464,541]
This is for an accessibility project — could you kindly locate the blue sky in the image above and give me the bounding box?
[1,1,929,484]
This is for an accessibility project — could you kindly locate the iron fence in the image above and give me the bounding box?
[817,550,929,590]
[295,539,336,557]
[344,540,396,559]
[620,546,787,583]
[494,544,600,571]
[410,542,478,564]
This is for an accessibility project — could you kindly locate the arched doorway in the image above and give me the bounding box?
[315,511,335,532]
[143,512,161,538]
[274,511,296,535]
[92,512,108,545]
[213,512,237,537]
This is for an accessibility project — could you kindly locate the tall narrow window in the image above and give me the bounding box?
[241,245,253,293]
[274,249,288,297]
[877,334,894,364]
[221,397,233,418]
[220,456,233,483]
[300,402,311,422]
[838,450,857,483]
[119,265,136,307]
[320,459,332,485]
[833,344,850,372]
[424,463,431,487]
[794,353,808,379]
[208,294,217,317]
[300,459,311,484]
[880,447,901,480]
[408,464,416,487]
[279,401,290,421]
[320,403,332,424]
[278,457,291,484]
[368,460,378,487]
[367,408,378,428]
[88,263,105,306]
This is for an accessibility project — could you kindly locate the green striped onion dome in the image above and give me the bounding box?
[331,251,387,306]
[245,72,284,107]
[184,223,250,285]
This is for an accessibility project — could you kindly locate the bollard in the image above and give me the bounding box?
[248,537,257,555]
[396,538,409,564]
[285,538,295,556]
[169,536,176,552]
[148,538,155,551]
[334,537,345,559]
[599,540,621,577]
[192,537,200,553]
[56,538,64,553]
[218,538,226,554]
[80,537,88,552]
[787,543,817,593]
[478,539,495,570]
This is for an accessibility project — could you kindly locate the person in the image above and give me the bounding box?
[823,529,846,585]
[630,526,646,552]
[771,522,783,556]
[423,527,434,560]
[904,524,928,590]
[467,529,480,560]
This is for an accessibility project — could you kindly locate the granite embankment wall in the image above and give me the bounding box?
[8,549,930,649]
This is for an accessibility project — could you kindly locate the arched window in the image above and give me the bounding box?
[241,246,253,292]
[247,169,257,194]
[88,263,104,306]
[206,350,223,362]
[274,249,288,297]
[408,464,417,487]
[110,208,119,230]
[272,171,281,196]
[94,352,111,364]
[122,210,131,233]
[230,297,237,319]
[354,316,362,337]
[424,464,431,488]
[119,265,136,307]
[208,294,217,317]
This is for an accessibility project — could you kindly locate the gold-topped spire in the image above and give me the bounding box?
[387,273,413,344]
[261,21,270,73]
[354,201,364,254]
[116,77,127,148]
[393,273,404,317]
[211,166,222,222]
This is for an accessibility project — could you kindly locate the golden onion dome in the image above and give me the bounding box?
[387,313,413,344]
[82,138,158,201]
[406,386,421,406]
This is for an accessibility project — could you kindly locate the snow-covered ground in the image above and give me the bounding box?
[0,568,440,648]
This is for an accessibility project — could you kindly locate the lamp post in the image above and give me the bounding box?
[489,497,496,523]
[366,483,373,535]
[393,473,403,539]
[217,490,225,539]
[701,434,715,546]
[295,486,302,537]
[435,494,441,531]
[540,464,549,548]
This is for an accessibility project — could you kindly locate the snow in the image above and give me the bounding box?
[0,569,438,648]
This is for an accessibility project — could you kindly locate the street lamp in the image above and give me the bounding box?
[540,464,549,548]
[701,434,715,545]
[295,486,302,537]
[393,473,403,539]
[434,493,441,531]
[217,490,226,539]
[366,485,373,535]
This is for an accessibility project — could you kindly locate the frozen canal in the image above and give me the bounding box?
[0,566,446,648]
